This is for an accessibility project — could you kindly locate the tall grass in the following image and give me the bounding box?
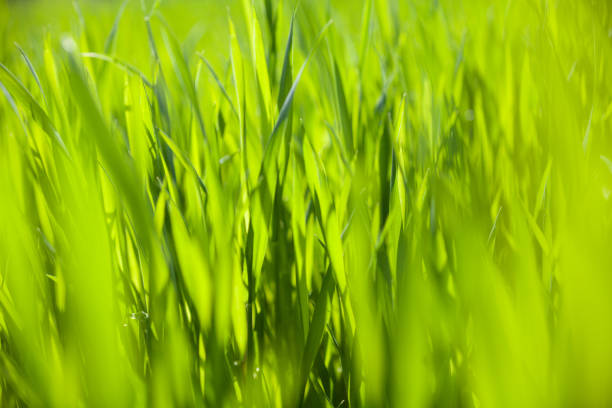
[1,0,611,406]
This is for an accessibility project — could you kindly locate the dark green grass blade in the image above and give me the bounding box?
[260,19,333,178]
[299,266,335,405]
[277,15,294,108]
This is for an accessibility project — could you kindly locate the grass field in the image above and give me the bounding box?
[1,0,612,406]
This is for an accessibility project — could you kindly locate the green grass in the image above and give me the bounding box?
[1,0,611,406]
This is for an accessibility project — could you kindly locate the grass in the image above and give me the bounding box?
[0,0,611,406]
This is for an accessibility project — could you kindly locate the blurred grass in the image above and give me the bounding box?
[0,0,611,406]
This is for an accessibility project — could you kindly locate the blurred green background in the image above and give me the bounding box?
[0,0,611,406]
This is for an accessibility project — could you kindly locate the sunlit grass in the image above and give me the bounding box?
[1,0,611,406]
